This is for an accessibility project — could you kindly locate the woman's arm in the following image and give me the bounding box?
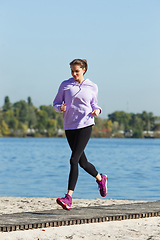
[53,83,65,113]
[90,84,102,116]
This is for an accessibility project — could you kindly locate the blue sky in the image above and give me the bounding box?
[0,0,160,118]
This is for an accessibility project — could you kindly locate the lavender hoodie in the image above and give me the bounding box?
[53,78,101,130]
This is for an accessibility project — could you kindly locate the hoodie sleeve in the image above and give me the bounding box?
[53,82,65,113]
[90,83,102,113]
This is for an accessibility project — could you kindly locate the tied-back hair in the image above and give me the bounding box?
[69,59,88,74]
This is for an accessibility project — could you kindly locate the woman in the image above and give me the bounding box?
[53,59,108,210]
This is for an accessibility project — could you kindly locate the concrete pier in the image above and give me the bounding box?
[0,201,160,232]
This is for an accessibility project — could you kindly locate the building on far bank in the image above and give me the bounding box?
[124,129,133,137]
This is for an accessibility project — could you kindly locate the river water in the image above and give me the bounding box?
[0,137,160,200]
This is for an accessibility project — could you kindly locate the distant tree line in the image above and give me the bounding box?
[94,111,160,138]
[0,96,63,137]
[0,96,160,138]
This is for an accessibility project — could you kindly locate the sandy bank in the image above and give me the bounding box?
[0,197,159,240]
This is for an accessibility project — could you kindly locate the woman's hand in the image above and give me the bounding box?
[91,108,101,117]
[60,104,66,112]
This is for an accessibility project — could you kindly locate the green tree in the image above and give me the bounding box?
[129,114,143,138]
[3,96,12,112]
[27,96,33,106]
[108,111,131,130]
[112,121,119,133]
[18,122,28,136]
[35,110,48,131]
[40,105,56,119]
[28,106,37,128]
[3,110,18,130]
[130,114,143,129]
[141,111,149,130]
[13,100,29,124]
[0,120,10,136]
[132,129,143,138]
[56,114,63,129]
[47,119,57,136]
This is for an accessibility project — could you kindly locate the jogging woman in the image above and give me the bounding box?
[53,59,108,210]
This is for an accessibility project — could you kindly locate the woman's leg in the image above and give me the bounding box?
[66,125,97,193]
[79,152,98,178]
[57,126,108,210]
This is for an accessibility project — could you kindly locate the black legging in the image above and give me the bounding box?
[65,125,98,191]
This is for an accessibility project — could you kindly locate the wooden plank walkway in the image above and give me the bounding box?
[0,201,160,232]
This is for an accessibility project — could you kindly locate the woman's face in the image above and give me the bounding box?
[71,64,85,83]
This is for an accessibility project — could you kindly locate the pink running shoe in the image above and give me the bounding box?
[56,194,72,211]
[96,173,108,197]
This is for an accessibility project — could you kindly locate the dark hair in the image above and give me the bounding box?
[69,59,88,74]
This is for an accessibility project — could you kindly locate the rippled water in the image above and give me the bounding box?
[0,137,160,200]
